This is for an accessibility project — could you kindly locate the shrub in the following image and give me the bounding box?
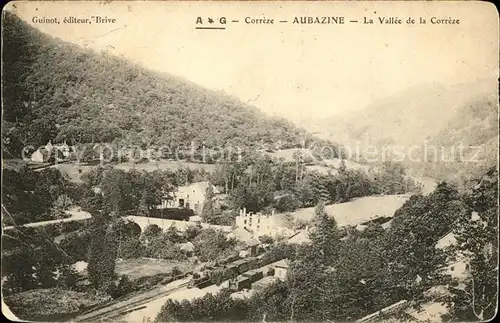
[3,288,111,321]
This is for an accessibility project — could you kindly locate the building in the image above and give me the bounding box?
[30,148,51,163]
[235,208,290,237]
[160,181,220,214]
[273,259,290,281]
[30,140,73,163]
[229,226,254,243]
[246,237,260,257]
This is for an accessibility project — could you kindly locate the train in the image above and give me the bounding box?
[188,255,266,289]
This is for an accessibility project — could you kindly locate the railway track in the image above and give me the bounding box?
[74,255,272,322]
[74,282,189,322]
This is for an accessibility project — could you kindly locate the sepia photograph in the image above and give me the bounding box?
[1,1,498,322]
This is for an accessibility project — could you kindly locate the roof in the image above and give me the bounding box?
[246,237,260,247]
[273,259,290,269]
[229,226,254,242]
[287,230,311,244]
[435,232,456,250]
[381,220,392,230]
[189,215,202,222]
[31,148,51,161]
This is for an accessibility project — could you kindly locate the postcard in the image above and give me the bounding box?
[1,1,498,322]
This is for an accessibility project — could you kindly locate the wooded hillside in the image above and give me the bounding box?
[2,12,339,158]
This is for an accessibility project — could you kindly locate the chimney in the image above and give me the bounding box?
[243,207,246,216]
[271,209,275,216]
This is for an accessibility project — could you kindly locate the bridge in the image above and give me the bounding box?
[124,215,232,233]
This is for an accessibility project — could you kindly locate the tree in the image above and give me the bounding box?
[338,159,347,173]
[184,223,202,241]
[273,193,300,213]
[118,237,143,259]
[145,233,181,259]
[155,289,248,322]
[59,230,91,262]
[51,194,73,218]
[141,224,162,243]
[87,215,116,287]
[309,201,340,266]
[165,224,183,244]
[193,228,236,262]
[201,184,216,223]
[56,263,78,290]
[447,167,498,321]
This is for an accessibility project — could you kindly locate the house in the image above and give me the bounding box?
[30,140,73,163]
[273,259,290,281]
[160,181,220,214]
[30,148,51,163]
[228,226,261,257]
[55,141,71,157]
[246,237,260,257]
[45,140,53,152]
[229,226,254,243]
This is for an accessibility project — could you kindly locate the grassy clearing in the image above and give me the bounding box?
[115,258,193,280]
[290,194,411,227]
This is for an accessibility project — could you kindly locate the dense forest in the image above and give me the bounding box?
[2,12,340,158]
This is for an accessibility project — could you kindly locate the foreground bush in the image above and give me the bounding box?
[3,288,111,321]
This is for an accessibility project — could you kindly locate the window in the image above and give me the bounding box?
[244,220,247,224]
[179,199,185,207]
[257,225,260,229]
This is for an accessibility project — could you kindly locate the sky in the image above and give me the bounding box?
[5,1,499,121]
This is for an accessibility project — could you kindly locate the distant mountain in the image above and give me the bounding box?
[312,81,497,148]
[305,80,498,182]
[1,12,340,158]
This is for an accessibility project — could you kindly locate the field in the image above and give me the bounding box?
[266,148,375,172]
[290,194,411,227]
[115,258,193,280]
